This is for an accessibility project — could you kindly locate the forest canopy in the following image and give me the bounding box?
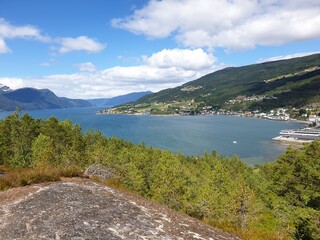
[0,112,319,240]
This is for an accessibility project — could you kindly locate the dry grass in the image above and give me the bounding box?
[0,165,83,191]
[211,221,291,240]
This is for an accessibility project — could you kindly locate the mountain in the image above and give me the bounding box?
[129,53,320,112]
[0,87,92,111]
[0,179,240,240]
[88,91,152,107]
[0,84,12,93]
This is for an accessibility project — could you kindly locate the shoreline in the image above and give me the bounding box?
[287,119,310,124]
[97,111,311,124]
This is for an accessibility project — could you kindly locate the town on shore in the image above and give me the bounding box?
[98,101,319,124]
[97,99,320,144]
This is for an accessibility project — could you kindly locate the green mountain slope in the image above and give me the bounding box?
[134,53,320,112]
[0,88,92,111]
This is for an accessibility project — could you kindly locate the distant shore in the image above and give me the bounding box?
[288,119,310,124]
[97,110,311,124]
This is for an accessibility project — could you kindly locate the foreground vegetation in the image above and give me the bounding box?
[0,112,319,240]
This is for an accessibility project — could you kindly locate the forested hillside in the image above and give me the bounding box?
[121,53,320,113]
[0,87,92,111]
[0,112,319,240]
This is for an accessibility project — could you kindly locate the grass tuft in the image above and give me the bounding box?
[0,165,83,191]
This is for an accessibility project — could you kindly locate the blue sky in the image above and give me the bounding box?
[0,0,319,99]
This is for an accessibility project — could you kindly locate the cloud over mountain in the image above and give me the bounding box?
[0,48,221,99]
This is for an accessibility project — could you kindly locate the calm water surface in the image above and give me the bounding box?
[0,107,305,165]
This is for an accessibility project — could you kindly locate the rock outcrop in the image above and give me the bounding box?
[84,164,116,180]
[0,178,241,240]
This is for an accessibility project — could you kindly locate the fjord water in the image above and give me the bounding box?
[0,107,305,165]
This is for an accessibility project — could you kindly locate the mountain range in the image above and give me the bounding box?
[2,53,320,112]
[87,91,152,107]
[0,87,92,111]
[0,85,152,111]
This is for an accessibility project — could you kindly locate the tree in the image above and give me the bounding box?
[231,177,256,229]
[122,161,147,195]
[267,143,320,207]
[84,131,109,165]
[0,113,39,167]
[149,153,187,210]
[263,141,320,239]
[32,134,55,168]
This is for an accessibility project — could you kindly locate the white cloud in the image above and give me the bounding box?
[0,77,24,90]
[0,18,49,41]
[112,0,320,50]
[102,65,197,84]
[257,52,320,63]
[58,36,106,54]
[74,62,97,72]
[145,48,216,70]
[0,38,11,53]
[0,18,105,55]
[0,18,51,54]
[0,48,222,99]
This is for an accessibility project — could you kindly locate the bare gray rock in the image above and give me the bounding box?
[0,178,242,240]
[84,164,116,180]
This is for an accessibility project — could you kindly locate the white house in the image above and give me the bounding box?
[309,115,319,123]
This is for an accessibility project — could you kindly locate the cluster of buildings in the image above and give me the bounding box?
[254,108,290,121]
[226,95,277,105]
[196,107,291,120]
[98,98,320,128]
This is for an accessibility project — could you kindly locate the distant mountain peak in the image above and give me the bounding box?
[0,86,92,111]
[87,91,153,107]
[0,83,13,93]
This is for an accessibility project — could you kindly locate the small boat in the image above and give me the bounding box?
[233,141,237,144]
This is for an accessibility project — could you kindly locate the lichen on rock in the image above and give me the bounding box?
[0,178,241,240]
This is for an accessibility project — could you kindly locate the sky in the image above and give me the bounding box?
[0,0,319,99]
